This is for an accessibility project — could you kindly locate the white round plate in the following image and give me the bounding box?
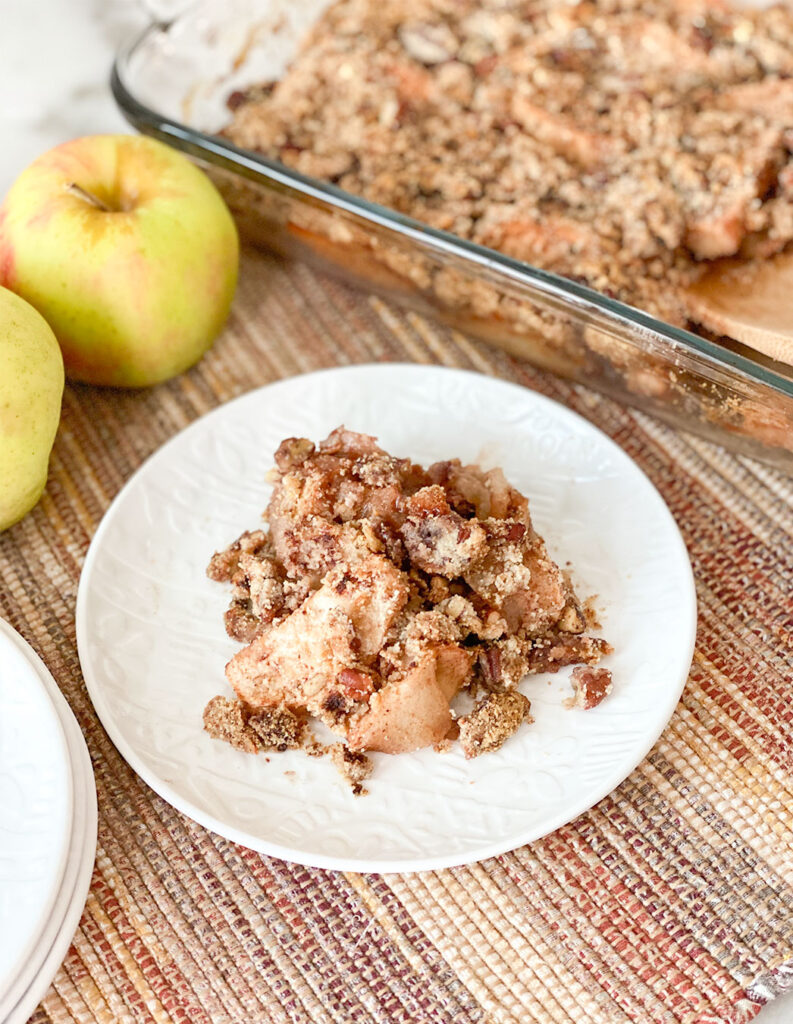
[0,626,72,999]
[76,365,696,872]
[0,620,97,1024]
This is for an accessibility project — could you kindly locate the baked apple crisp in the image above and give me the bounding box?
[224,0,793,331]
[204,428,612,785]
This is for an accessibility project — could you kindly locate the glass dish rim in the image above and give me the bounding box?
[111,14,793,401]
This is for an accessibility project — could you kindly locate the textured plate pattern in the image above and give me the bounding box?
[0,628,72,996]
[77,365,696,871]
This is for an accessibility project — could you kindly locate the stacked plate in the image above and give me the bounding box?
[0,618,97,1024]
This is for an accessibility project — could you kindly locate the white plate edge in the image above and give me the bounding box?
[0,620,97,1024]
[0,627,75,992]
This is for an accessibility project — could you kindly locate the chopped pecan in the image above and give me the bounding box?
[224,601,263,643]
[569,666,613,709]
[273,437,315,472]
[226,89,248,111]
[337,667,375,701]
[478,647,502,687]
[524,634,612,674]
[505,522,526,542]
[400,512,487,577]
[558,576,587,634]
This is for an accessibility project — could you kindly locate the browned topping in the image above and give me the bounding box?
[203,695,260,754]
[206,427,613,786]
[225,0,793,328]
[203,696,304,753]
[458,690,533,759]
[247,705,304,750]
[304,733,328,757]
[207,529,269,582]
[330,743,374,795]
[323,691,348,714]
[569,666,614,709]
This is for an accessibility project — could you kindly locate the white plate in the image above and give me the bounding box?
[76,365,696,872]
[0,620,97,1024]
[0,626,72,999]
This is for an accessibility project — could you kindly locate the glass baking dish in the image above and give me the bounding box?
[112,0,793,471]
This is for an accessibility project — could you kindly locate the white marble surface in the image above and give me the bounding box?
[0,1,790,1021]
[0,0,145,196]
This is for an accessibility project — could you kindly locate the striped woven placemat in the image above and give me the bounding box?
[2,248,792,1024]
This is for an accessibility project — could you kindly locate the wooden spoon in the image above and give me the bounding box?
[683,249,793,366]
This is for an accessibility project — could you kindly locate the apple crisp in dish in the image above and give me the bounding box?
[223,0,793,334]
[204,428,612,792]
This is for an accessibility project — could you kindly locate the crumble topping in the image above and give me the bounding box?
[458,690,533,759]
[204,428,613,786]
[330,744,374,796]
[203,695,304,753]
[224,0,793,329]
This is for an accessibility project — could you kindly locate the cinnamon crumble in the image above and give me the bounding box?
[458,690,533,759]
[204,428,613,782]
[224,0,793,329]
[330,744,374,796]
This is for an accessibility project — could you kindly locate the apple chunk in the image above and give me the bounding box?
[347,645,474,754]
[0,134,239,387]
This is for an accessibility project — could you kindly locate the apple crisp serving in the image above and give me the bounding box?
[224,0,793,331]
[204,428,612,790]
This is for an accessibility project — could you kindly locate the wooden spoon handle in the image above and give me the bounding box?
[683,250,793,366]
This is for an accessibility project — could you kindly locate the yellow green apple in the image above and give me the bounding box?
[0,286,64,530]
[0,134,238,387]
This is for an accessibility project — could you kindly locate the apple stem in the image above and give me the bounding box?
[66,182,112,212]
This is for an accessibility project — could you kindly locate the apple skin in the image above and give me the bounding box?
[0,135,239,388]
[0,286,64,530]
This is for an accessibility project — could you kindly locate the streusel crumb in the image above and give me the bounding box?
[225,0,793,326]
[202,696,304,753]
[247,705,304,751]
[458,690,533,759]
[330,743,374,796]
[203,695,260,754]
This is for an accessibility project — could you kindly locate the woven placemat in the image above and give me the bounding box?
[2,247,792,1024]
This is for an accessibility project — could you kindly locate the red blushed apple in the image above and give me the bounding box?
[0,134,239,387]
